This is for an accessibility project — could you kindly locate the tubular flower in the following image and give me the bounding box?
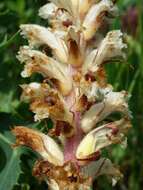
[13,0,132,189]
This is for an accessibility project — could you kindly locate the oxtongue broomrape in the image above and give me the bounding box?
[12,0,131,189]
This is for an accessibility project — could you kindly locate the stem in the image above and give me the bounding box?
[64,112,84,163]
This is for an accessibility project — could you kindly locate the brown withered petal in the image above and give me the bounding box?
[12,126,64,166]
[76,95,88,112]
[49,120,75,138]
[68,39,83,67]
[21,82,73,123]
[96,66,107,86]
[33,160,92,190]
[55,121,75,138]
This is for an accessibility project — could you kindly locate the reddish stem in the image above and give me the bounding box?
[64,112,84,164]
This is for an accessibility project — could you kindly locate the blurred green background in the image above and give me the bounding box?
[0,0,143,190]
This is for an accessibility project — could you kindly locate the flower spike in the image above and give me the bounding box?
[13,0,132,189]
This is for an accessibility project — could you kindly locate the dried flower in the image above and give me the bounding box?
[13,0,131,189]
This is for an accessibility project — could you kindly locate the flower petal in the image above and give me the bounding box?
[17,46,72,95]
[39,3,57,20]
[20,24,68,63]
[81,90,129,133]
[76,119,131,159]
[47,179,59,190]
[83,0,115,40]
[87,30,127,72]
[82,49,98,75]
[81,158,122,182]
[49,0,73,15]
[78,0,94,20]
[12,126,64,166]
[39,3,73,30]
[80,80,112,103]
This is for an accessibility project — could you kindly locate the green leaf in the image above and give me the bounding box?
[0,133,22,190]
[0,30,20,49]
[0,91,19,113]
[0,9,9,16]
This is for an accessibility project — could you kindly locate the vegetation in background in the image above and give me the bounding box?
[0,0,143,190]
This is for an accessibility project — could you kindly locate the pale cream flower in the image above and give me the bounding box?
[17,46,72,95]
[76,119,131,160]
[81,89,129,133]
[82,30,127,74]
[20,24,68,63]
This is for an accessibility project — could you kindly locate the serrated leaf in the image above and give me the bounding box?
[0,133,22,190]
